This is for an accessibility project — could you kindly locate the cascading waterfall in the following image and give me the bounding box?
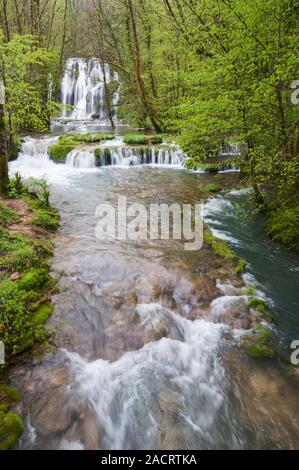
[64,304,229,450]
[61,58,119,121]
[93,145,185,168]
[66,149,96,169]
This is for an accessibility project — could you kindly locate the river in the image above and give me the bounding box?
[7,126,299,450]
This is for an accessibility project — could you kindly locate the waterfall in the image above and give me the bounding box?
[66,149,96,169]
[95,146,185,167]
[61,58,119,121]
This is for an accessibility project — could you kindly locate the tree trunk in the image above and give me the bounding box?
[0,101,9,194]
[30,0,40,38]
[126,0,162,132]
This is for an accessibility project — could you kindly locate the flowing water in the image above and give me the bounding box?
[60,58,119,122]
[8,131,299,450]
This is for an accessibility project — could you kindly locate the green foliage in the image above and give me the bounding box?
[31,209,60,230]
[0,231,38,272]
[266,203,299,249]
[0,33,58,133]
[48,144,74,162]
[0,204,19,227]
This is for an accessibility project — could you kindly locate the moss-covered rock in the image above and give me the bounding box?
[123,134,163,145]
[18,268,49,291]
[243,324,276,359]
[48,144,74,162]
[248,297,267,314]
[31,303,54,324]
[207,183,222,193]
[0,385,23,450]
[58,133,114,146]
[204,230,247,274]
[0,411,24,450]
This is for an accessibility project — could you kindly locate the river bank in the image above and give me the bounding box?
[0,178,59,449]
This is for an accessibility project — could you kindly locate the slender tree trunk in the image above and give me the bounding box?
[0,98,9,194]
[59,0,68,73]
[1,0,10,42]
[30,0,40,38]
[126,0,162,132]
[101,58,115,128]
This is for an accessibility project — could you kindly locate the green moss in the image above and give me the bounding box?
[206,183,222,193]
[235,258,247,274]
[58,133,114,146]
[243,324,276,359]
[0,411,24,450]
[124,133,146,145]
[48,144,75,162]
[18,268,49,291]
[0,385,20,404]
[266,204,299,249]
[31,209,60,230]
[0,231,37,272]
[241,286,256,296]
[0,203,20,227]
[204,230,247,274]
[32,303,54,324]
[204,231,235,259]
[0,195,57,358]
[248,297,267,314]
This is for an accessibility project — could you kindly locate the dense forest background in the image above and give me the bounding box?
[0,0,298,246]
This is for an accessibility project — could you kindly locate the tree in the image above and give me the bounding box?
[0,81,8,194]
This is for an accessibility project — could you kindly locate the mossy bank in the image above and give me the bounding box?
[0,175,59,449]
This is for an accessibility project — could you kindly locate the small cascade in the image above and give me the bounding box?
[10,136,58,177]
[66,149,96,169]
[64,304,228,450]
[94,146,185,167]
[61,58,119,121]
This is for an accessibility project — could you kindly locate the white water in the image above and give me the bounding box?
[64,304,230,450]
[61,58,119,121]
[66,149,96,169]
